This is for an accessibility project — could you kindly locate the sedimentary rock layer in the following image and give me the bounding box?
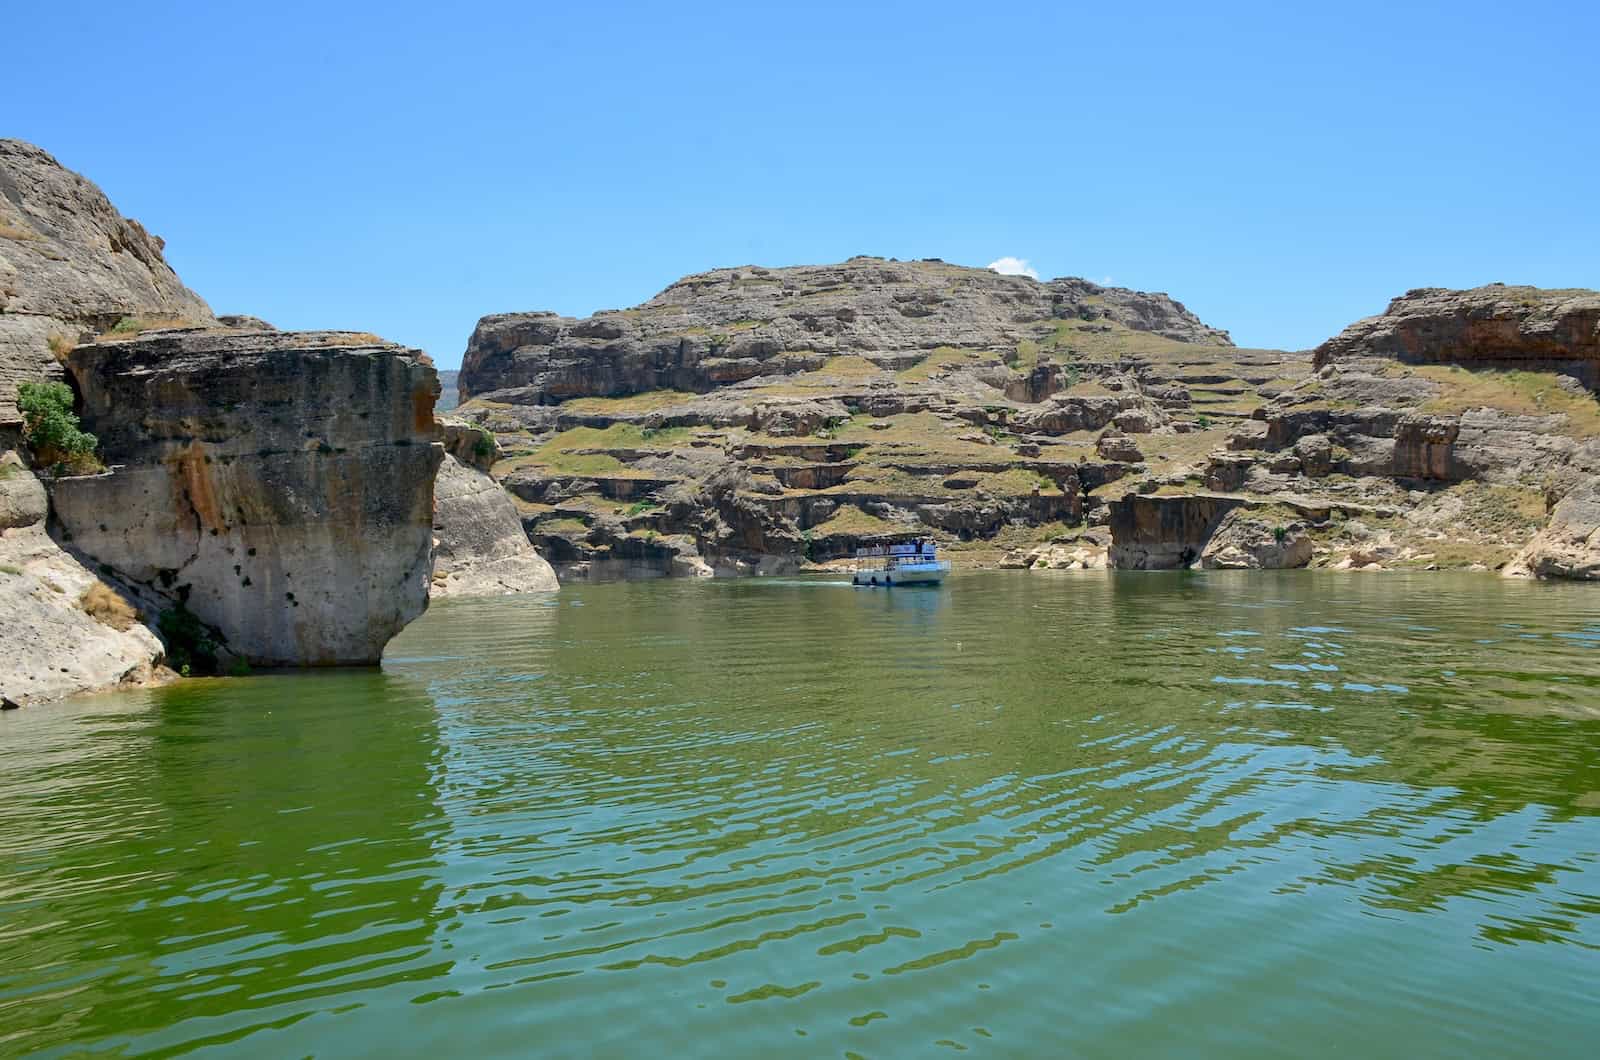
[51,329,443,666]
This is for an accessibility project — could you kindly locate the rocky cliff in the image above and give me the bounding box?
[431,453,559,596]
[1178,284,1600,576]
[1314,284,1600,384]
[0,139,560,705]
[455,270,1600,581]
[453,258,1294,580]
[460,257,1231,406]
[0,140,216,423]
[49,328,444,666]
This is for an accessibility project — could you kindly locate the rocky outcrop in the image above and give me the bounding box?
[1505,482,1600,580]
[1108,493,1248,569]
[460,257,1231,404]
[456,258,1270,583]
[1,453,165,704]
[1314,284,1600,384]
[439,416,499,471]
[431,454,558,597]
[0,140,215,422]
[48,328,443,666]
[1199,511,1313,569]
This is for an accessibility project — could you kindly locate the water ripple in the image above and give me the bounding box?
[1,573,1597,1056]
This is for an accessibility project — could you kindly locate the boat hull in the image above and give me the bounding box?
[852,562,949,588]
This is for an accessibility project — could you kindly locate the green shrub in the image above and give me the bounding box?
[1272,525,1288,544]
[473,434,495,461]
[157,600,220,676]
[1196,414,1212,430]
[16,381,99,470]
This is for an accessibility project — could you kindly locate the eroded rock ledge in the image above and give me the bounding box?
[1314,284,1600,384]
[50,328,444,666]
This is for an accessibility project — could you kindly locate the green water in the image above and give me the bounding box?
[2,572,1598,1058]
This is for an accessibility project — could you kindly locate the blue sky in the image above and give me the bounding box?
[11,1,1597,366]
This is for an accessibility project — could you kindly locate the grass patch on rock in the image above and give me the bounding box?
[1415,366,1600,437]
[811,504,899,537]
[562,390,699,414]
[515,423,694,475]
[897,347,986,381]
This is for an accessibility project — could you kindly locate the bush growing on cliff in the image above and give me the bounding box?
[157,600,220,676]
[16,381,100,473]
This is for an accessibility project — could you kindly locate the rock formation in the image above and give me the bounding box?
[455,257,1279,579]
[1,139,216,701]
[0,139,216,423]
[1314,284,1600,384]
[459,257,1230,406]
[0,139,560,705]
[431,454,559,596]
[1,450,165,703]
[454,264,1600,581]
[49,328,444,666]
[1183,285,1600,576]
[1506,481,1600,580]
[1199,510,1313,570]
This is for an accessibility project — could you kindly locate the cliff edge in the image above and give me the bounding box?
[0,139,215,423]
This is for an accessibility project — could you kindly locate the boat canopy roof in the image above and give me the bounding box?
[856,541,938,558]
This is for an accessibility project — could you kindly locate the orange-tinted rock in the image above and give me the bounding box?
[51,328,443,666]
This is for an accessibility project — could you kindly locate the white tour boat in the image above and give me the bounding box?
[851,540,950,587]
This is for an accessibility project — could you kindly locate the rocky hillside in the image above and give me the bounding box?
[0,140,216,424]
[454,258,1306,579]
[456,267,1600,581]
[460,257,1231,406]
[1105,284,1600,576]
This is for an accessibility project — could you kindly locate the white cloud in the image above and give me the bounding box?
[986,256,1039,280]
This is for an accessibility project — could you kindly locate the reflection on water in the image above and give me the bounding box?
[1,573,1597,1057]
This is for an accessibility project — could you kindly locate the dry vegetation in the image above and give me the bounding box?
[79,581,139,631]
[0,219,44,242]
[1416,366,1600,437]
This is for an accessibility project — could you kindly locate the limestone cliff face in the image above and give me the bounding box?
[431,454,558,597]
[50,329,443,666]
[0,140,215,422]
[1313,285,1600,384]
[460,257,1231,405]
